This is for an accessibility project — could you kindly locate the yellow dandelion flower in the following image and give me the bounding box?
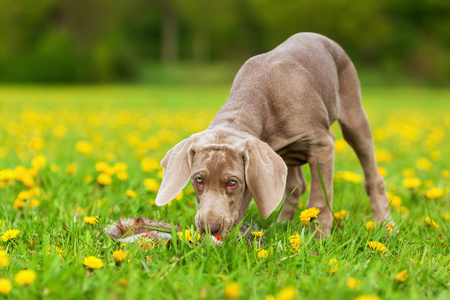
[430,150,440,161]
[13,199,25,210]
[385,223,395,231]
[334,139,348,153]
[442,213,450,221]
[333,210,347,220]
[82,175,93,183]
[354,295,381,300]
[82,256,104,269]
[126,190,137,198]
[375,149,393,163]
[50,244,65,258]
[31,155,46,170]
[394,269,408,282]
[144,178,160,192]
[251,231,265,237]
[27,168,38,178]
[53,125,67,139]
[368,241,388,253]
[335,171,362,183]
[104,166,116,175]
[14,270,37,286]
[402,168,415,177]
[97,173,112,185]
[402,177,421,189]
[257,249,268,258]
[346,278,361,289]
[424,187,443,199]
[0,169,14,181]
[1,229,20,242]
[398,206,409,214]
[29,199,40,208]
[416,157,432,171]
[31,187,41,197]
[175,190,184,200]
[83,216,99,225]
[66,163,77,175]
[29,137,44,152]
[22,175,35,188]
[0,279,12,294]
[18,190,32,200]
[328,258,339,274]
[223,281,241,299]
[424,216,439,229]
[299,207,321,226]
[119,279,129,287]
[106,153,115,162]
[95,161,110,172]
[442,170,450,179]
[0,250,9,268]
[387,192,402,207]
[177,229,199,243]
[220,275,227,281]
[141,158,159,173]
[75,141,93,155]
[14,166,27,180]
[288,233,301,252]
[424,180,434,188]
[113,162,127,173]
[276,286,297,300]
[378,167,387,178]
[112,249,128,263]
[390,196,402,207]
[116,171,128,181]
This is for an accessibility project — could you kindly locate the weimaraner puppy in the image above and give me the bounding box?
[155,32,391,236]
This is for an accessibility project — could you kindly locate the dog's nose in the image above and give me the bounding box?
[206,222,221,234]
[198,221,222,234]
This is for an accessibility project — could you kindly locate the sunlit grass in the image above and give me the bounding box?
[0,85,449,299]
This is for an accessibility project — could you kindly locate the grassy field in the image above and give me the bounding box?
[0,85,449,300]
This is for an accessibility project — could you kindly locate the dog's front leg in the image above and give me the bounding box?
[307,134,335,237]
[278,166,307,222]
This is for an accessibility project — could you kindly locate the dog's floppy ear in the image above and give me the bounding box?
[243,138,287,219]
[155,136,197,206]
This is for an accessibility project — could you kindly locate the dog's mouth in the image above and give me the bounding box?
[196,217,233,237]
[197,223,223,236]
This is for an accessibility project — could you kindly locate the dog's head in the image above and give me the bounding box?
[155,130,287,236]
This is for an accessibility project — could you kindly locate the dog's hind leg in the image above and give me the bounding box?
[277,166,307,222]
[337,58,392,224]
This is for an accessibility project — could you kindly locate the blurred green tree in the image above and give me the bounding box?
[0,0,448,84]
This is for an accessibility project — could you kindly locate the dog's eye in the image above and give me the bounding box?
[228,179,237,187]
[195,177,203,184]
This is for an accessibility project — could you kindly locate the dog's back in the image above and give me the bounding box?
[210,32,356,152]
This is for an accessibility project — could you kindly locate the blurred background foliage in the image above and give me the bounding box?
[0,0,449,85]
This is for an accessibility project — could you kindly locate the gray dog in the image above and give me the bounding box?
[155,32,391,236]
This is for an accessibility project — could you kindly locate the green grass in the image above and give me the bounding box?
[0,85,449,299]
